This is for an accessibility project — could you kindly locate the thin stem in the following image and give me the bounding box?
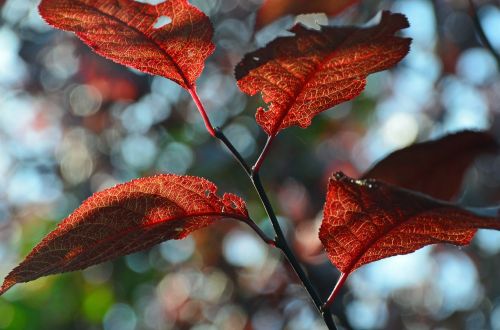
[251,172,337,330]
[214,127,252,176]
[468,0,500,68]
[237,217,276,246]
[187,88,337,329]
[252,134,276,173]
[323,272,349,310]
[188,86,216,137]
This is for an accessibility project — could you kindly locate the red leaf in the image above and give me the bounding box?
[236,11,411,136]
[362,131,499,201]
[255,0,360,31]
[319,172,500,277]
[38,0,214,89]
[0,175,248,295]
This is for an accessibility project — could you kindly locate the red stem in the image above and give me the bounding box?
[323,272,349,310]
[253,134,276,173]
[188,86,216,137]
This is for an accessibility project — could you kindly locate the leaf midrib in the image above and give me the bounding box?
[340,187,462,274]
[268,30,357,134]
[74,0,190,87]
[11,209,248,283]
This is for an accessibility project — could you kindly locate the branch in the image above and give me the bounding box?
[214,128,252,176]
[251,172,338,329]
[187,88,338,330]
[237,217,276,246]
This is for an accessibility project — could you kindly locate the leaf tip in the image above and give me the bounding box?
[222,193,249,218]
[0,278,14,296]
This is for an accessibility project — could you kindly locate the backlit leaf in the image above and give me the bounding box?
[255,0,360,31]
[0,174,248,295]
[236,11,411,136]
[320,172,500,277]
[363,131,498,201]
[39,0,214,89]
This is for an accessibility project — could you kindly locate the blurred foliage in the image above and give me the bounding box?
[1,0,500,329]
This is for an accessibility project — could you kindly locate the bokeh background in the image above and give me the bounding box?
[1,0,500,329]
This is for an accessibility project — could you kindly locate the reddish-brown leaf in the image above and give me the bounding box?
[0,175,248,295]
[38,0,214,89]
[362,131,499,201]
[235,12,411,135]
[319,172,500,277]
[236,11,411,136]
[255,0,360,31]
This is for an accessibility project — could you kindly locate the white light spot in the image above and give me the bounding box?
[457,48,497,85]
[223,230,267,268]
[153,16,172,29]
[381,112,419,149]
[475,229,500,255]
[294,13,328,30]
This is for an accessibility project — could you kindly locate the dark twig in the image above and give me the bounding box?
[251,172,338,329]
[236,217,276,246]
[214,127,252,176]
[188,88,338,330]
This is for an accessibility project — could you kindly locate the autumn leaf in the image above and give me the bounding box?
[255,0,360,31]
[362,130,498,201]
[319,172,500,286]
[0,175,249,295]
[38,0,214,89]
[236,11,411,136]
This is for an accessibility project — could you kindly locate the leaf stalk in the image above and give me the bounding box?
[251,172,338,330]
[188,86,216,137]
[323,272,349,310]
[252,134,276,173]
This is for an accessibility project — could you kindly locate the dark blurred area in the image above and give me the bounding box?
[1,0,500,329]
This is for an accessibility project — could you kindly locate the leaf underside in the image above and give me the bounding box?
[236,11,411,136]
[0,175,248,295]
[363,130,498,201]
[255,0,360,31]
[38,0,214,89]
[319,172,500,276]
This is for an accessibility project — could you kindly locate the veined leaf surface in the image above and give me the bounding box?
[0,175,249,295]
[39,0,214,88]
[320,172,500,276]
[236,11,411,136]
